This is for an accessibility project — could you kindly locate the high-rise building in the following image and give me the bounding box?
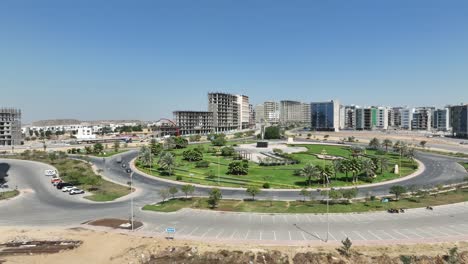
[208,92,239,132]
[254,104,265,123]
[449,104,468,138]
[237,95,250,130]
[412,107,434,131]
[174,111,214,135]
[343,105,357,130]
[400,108,413,130]
[248,104,256,128]
[0,107,22,146]
[433,108,450,131]
[264,101,280,124]
[279,100,310,125]
[355,107,373,130]
[388,107,403,128]
[310,100,340,131]
[374,107,389,130]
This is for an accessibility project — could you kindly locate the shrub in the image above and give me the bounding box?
[221,146,236,157]
[182,149,203,162]
[263,182,270,189]
[176,175,183,181]
[227,161,249,175]
[195,160,210,168]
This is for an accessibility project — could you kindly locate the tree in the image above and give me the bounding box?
[361,159,376,178]
[189,135,201,142]
[139,146,153,168]
[158,152,176,175]
[169,186,178,199]
[172,136,188,149]
[419,140,427,149]
[382,139,393,152]
[181,184,195,199]
[317,165,334,186]
[150,139,163,156]
[221,146,235,157]
[182,149,203,162]
[264,126,281,140]
[349,159,362,183]
[246,185,261,200]
[227,161,249,175]
[209,133,227,146]
[207,188,222,208]
[342,188,358,203]
[368,138,380,150]
[405,147,416,166]
[93,143,104,155]
[339,237,353,257]
[340,160,351,182]
[158,189,170,202]
[379,157,389,175]
[389,185,407,200]
[113,141,120,153]
[84,146,93,154]
[349,147,363,159]
[299,188,310,202]
[300,164,319,187]
[332,159,342,179]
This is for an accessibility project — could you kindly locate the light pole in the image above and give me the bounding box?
[216,148,222,185]
[326,178,330,243]
[127,169,134,232]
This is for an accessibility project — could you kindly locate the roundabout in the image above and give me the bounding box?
[0,138,467,245]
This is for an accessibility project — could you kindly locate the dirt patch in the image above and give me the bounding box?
[86,218,143,230]
[0,240,81,256]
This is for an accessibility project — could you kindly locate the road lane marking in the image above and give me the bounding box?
[288,231,292,240]
[379,230,396,240]
[353,231,367,240]
[260,231,263,240]
[328,232,337,241]
[215,229,224,239]
[273,231,277,240]
[367,230,383,240]
[230,230,237,239]
[402,229,424,239]
[187,227,199,236]
[201,228,213,238]
[314,232,322,241]
[301,231,306,240]
[392,229,410,239]
[244,230,250,240]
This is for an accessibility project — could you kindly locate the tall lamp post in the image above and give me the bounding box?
[127,168,134,232]
[216,148,222,185]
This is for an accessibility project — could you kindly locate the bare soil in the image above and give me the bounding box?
[86,218,143,230]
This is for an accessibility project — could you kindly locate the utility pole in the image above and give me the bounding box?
[127,169,134,231]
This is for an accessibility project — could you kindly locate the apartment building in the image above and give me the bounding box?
[412,107,434,131]
[174,111,214,135]
[249,104,256,128]
[342,105,357,130]
[254,104,265,123]
[264,101,280,124]
[237,95,250,130]
[374,107,389,130]
[400,108,413,130]
[279,100,310,125]
[449,104,468,138]
[0,108,22,146]
[433,108,450,131]
[310,100,340,131]
[208,92,239,132]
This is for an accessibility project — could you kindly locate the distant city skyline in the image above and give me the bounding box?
[1,1,467,123]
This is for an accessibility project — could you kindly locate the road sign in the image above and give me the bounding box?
[166,227,176,233]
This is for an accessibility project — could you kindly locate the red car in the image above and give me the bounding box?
[51,178,61,184]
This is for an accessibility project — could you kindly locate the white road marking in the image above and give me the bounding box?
[306,215,313,222]
[215,229,224,239]
[353,231,367,240]
[328,232,337,241]
[187,227,199,236]
[402,229,424,239]
[283,215,288,223]
[439,226,463,236]
[392,229,410,239]
[288,231,292,240]
[367,230,383,240]
[314,232,322,241]
[379,230,396,240]
[426,227,449,237]
[273,231,277,241]
[260,231,263,240]
[295,215,299,222]
[244,230,250,240]
[301,231,307,240]
[201,228,213,238]
[230,230,237,239]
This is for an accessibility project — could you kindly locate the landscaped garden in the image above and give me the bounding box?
[135,136,418,189]
[7,150,131,201]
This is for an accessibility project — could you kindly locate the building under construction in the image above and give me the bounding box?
[173,111,213,135]
[0,108,22,146]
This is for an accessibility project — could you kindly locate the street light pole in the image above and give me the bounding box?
[129,171,134,231]
[326,176,330,243]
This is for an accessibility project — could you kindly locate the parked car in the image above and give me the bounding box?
[62,186,77,192]
[51,177,61,184]
[52,180,62,186]
[69,189,84,195]
[44,169,57,177]
[56,182,73,190]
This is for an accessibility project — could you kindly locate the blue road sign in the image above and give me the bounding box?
[166,227,176,233]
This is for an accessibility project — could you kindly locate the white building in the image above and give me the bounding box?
[76,127,96,139]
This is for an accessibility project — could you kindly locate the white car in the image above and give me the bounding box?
[62,186,76,192]
[69,189,84,195]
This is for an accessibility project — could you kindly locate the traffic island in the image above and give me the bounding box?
[85,218,143,230]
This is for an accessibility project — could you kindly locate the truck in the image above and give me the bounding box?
[116,156,122,164]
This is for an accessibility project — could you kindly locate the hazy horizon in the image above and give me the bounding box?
[1,1,467,123]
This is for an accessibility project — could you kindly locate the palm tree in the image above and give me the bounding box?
[419,140,427,149]
[300,164,319,187]
[361,159,376,178]
[340,159,351,182]
[317,165,334,186]
[349,146,363,159]
[382,139,393,152]
[349,159,362,183]
[158,152,176,175]
[332,159,342,179]
[379,157,389,175]
[139,146,153,168]
[368,138,381,150]
[405,147,416,166]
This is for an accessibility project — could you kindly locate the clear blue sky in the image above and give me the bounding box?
[1,0,467,123]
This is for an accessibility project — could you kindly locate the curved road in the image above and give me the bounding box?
[0,149,467,245]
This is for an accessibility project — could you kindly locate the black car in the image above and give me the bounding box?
[56,182,73,189]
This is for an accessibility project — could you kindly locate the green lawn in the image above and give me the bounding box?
[136,143,417,189]
[10,151,131,202]
[0,190,19,200]
[143,187,468,214]
[459,162,468,171]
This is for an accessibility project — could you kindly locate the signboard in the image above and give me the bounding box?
[44,170,57,176]
[166,227,176,233]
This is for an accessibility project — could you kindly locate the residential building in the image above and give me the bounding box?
[174,111,214,135]
[449,104,468,138]
[279,100,310,125]
[248,104,256,128]
[263,101,280,124]
[412,107,434,131]
[76,127,96,140]
[374,106,389,130]
[433,108,451,131]
[388,107,403,128]
[343,105,357,130]
[400,108,413,130]
[355,107,373,130]
[254,104,265,123]
[237,95,250,130]
[208,92,239,132]
[0,108,22,146]
[310,100,340,131]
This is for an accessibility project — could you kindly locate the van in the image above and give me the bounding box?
[44,169,57,176]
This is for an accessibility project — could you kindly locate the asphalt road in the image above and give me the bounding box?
[0,147,467,244]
